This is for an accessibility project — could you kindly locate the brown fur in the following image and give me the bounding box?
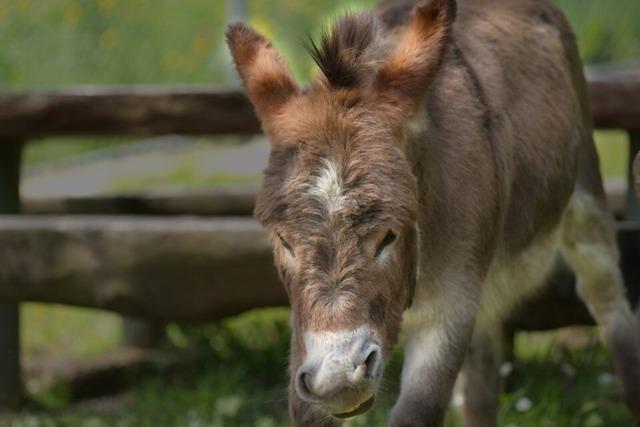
[226,23,299,129]
[227,0,640,425]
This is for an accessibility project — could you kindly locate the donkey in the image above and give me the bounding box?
[226,0,640,425]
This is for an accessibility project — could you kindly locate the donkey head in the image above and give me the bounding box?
[227,0,455,418]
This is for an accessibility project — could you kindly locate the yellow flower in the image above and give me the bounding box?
[16,0,29,13]
[64,3,82,27]
[191,34,209,58]
[0,2,9,20]
[100,28,118,49]
[162,51,182,70]
[99,0,115,14]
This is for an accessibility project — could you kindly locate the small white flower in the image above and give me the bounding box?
[499,362,514,378]
[516,396,533,412]
[598,372,615,385]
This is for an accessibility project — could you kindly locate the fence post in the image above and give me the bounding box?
[0,140,23,409]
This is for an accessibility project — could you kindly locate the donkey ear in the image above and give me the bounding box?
[226,23,299,126]
[373,0,456,114]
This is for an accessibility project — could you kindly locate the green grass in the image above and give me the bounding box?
[21,304,121,360]
[0,0,638,89]
[8,307,631,427]
[109,167,260,193]
[594,131,629,179]
[22,139,131,168]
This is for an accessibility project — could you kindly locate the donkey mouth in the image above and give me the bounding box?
[333,396,375,419]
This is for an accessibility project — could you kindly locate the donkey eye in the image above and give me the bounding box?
[375,230,396,258]
[278,233,294,255]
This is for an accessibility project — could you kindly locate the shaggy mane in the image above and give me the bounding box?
[306,13,376,89]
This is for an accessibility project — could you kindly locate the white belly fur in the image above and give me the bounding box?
[478,223,562,326]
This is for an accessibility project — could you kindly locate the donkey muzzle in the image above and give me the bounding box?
[295,328,383,415]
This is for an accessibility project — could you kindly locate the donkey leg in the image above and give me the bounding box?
[458,321,503,427]
[390,277,480,427]
[561,192,640,423]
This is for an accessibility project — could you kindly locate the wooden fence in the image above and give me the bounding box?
[0,74,639,407]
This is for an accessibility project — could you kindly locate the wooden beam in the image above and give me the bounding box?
[0,141,23,410]
[0,76,637,137]
[0,216,286,322]
[0,215,638,331]
[0,87,261,137]
[590,79,640,131]
[22,188,257,217]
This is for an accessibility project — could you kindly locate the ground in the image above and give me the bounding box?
[1,307,633,427]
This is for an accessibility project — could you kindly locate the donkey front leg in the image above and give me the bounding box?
[391,277,480,427]
[457,320,505,427]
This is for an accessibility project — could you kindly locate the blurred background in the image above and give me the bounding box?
[1,0,640,426]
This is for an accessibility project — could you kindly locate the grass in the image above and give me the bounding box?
[22,139,132,169]
[594,130,629,179]
[108,169,260,193]
[0,0,638,89]
[21,304,121,360]
[6,307,632,427]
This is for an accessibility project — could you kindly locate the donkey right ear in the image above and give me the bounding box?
[373,0,456,116]
[226,23,299,126]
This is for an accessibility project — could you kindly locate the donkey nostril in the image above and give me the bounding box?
[363,346,381,378]
[350,345,382,386]
[301,372,313,394]
[296,370,320,402]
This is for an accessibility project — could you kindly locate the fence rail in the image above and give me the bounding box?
[0,87,261,137]
[0,77,639,138]
[0,216,284,321]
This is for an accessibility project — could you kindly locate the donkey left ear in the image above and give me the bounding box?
[226,23,300,129]
[373,0,456,114]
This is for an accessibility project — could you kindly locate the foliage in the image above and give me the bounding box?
[0,0,638,89]
[0,0,227,86]
[555,0,640,64]
[8,306,632,427]
[21,304,121,360]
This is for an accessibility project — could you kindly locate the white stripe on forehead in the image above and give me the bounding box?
[309,159,346,213]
